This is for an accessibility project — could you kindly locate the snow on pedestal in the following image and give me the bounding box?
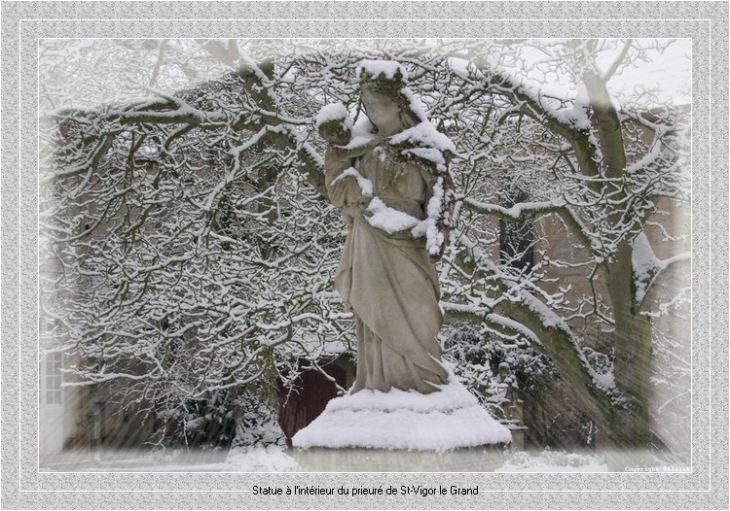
[292,376,511,451]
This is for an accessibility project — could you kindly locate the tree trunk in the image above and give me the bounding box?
[605,313,653,447]
[497,299,612,430]
[603,245,653,450]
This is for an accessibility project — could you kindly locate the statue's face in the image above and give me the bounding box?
[361,90,401,133]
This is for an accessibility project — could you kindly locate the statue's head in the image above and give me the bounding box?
[358,60,424,134]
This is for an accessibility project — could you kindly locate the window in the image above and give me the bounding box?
[45,352,63,405]
[499,188,535,271]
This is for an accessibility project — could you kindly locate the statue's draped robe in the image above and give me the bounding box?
[326,143,449,394]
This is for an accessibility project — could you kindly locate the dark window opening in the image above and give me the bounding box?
[499,188,536,272]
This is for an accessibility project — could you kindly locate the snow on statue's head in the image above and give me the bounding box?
[358,60,426,133]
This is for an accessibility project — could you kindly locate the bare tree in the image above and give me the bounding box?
[40,38,690,454]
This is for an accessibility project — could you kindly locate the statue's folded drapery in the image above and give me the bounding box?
[329,145,449,394]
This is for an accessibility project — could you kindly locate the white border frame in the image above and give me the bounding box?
[2,2,727,509]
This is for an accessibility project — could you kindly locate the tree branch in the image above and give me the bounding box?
[466,57,602,183]
[600,39,633,83]
[461,197,598,255]
[638,252,691,313]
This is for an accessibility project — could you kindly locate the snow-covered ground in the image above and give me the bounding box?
[225,445,301,472]
[495,450,608,473]
[42,445,693,473]
[40,446,617,473]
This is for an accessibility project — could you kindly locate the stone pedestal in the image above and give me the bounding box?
[293,445,510,472]
[292,377,511,453]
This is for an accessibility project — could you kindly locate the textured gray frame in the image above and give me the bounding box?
[2,1,727,509]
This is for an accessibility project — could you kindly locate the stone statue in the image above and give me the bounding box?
[294,61,511,453]
[319,60,456,395]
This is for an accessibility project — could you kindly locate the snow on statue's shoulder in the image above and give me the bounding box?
[342,116,377,150]
[391,121,456,154]
[292,370,512,451]
[390,121,456,168]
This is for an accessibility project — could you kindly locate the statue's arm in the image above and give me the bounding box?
[324,147,356,209]
[324,146,373,219]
